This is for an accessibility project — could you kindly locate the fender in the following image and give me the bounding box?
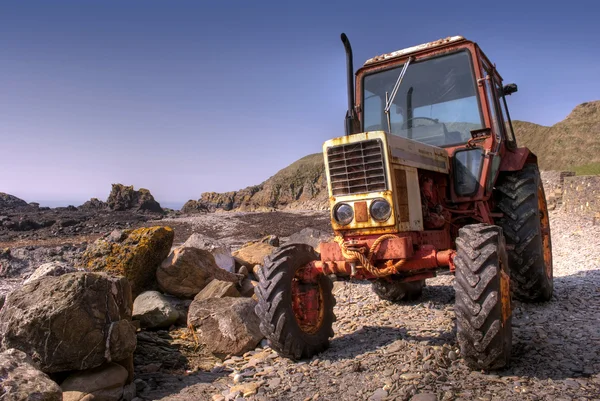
[499,147,538,171]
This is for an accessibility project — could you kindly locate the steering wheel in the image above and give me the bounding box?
[401,116,440,129]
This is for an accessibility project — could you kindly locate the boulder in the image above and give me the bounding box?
[180,200,209,214]
[232,242,276,268]
[61,362,128,401]
[188,297,263,356]
[157,247,238,299]
[107,184,163,213]
[182,233,236,273]
[23,261,78,285]
[78,226,174,297]
[0,348,62,401]
[0,272,136,373]
[78,198,108,211]
[132,291,179,329]
[286,227,332,253]
[194,280,240,301]
[239,278,257,298]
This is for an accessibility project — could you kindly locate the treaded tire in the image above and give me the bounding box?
[454,223,512,370]
[372,279,424,302]
[495,164,553,302]
[254,244,335,360]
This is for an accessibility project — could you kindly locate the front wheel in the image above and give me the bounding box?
[454,224,512,370]
[254,244,335,360]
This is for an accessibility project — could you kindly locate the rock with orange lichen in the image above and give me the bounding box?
[77,226,174,297]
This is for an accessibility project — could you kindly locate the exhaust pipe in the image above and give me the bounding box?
[341,33,355,136]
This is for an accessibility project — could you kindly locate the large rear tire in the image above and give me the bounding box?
[494,164,553,302]
[454,224,512,370]
[254,244,335,360]
[372,279,424,302]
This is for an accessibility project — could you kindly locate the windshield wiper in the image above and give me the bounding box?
[384,56,413,133]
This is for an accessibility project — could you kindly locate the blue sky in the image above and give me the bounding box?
[1,0,598,207]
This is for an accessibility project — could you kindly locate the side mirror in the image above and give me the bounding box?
[503,83,518,96]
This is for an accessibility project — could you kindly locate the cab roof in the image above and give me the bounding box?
[364,36,467,65]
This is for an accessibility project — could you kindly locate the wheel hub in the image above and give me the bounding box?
[291,268,326,334]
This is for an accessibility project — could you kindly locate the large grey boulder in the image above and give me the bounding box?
[23,261,78,285]
[182,233,236,273]
[61,362,128,401]
[157,247,238,299]
[0,348,62,401]
[188,297,263,356]
[0,272,136,373]
[132,291,179,329]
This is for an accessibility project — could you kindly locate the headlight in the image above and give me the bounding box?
[333,203,353,225]
[370,198,392,221]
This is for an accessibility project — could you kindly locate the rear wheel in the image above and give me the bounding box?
[372,279,424,302]
[495,164,553,302]
[254,244,335,360]
[454,224,512,370]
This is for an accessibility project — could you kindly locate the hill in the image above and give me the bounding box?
[182,153,328,213]
[183,101,599,212]
[513,100,600,170]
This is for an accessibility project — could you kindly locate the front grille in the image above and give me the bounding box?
[327,139,387,196]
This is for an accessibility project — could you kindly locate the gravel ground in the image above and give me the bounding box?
[137,210,600,401]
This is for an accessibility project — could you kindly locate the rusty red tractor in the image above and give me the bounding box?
[254,34,553,370]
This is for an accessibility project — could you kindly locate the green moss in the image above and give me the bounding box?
[572,162,600,176]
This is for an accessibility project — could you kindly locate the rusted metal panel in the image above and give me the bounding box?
[387,134,450,173]
[354,201,368,222]
[319,235,413,262]
[499,147,532,171]
[364,36,466,65]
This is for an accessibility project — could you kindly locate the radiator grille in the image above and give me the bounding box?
[327,139,387,196]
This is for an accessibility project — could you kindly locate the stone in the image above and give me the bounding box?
[0,272,136,373]
[78,226,174,297]
[229,381,262,397]
[286,227,332,253]
[23,261,78,285]
[369,388,388,401]
[0,348,62,401]
[132,291,179,329]
[239,279,257,298]
[106,184,163,213]
[194,280,240,301]
[163,295,193,326]
[410,393,438,401]
[122,382,136,401]
[61,362,128,401]
[157,247,238,299]
[188,297,263,356]
[232,242,276,268]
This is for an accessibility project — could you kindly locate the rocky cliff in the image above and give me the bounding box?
[0,193,28,211]
[106,184,164,213]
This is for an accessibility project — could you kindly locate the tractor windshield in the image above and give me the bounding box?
[362,50,483,147]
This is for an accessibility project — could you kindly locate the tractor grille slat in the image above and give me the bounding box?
[327,139,387,196]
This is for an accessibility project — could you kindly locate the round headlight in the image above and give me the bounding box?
[333,203,354,225]
[370,198,392,221]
